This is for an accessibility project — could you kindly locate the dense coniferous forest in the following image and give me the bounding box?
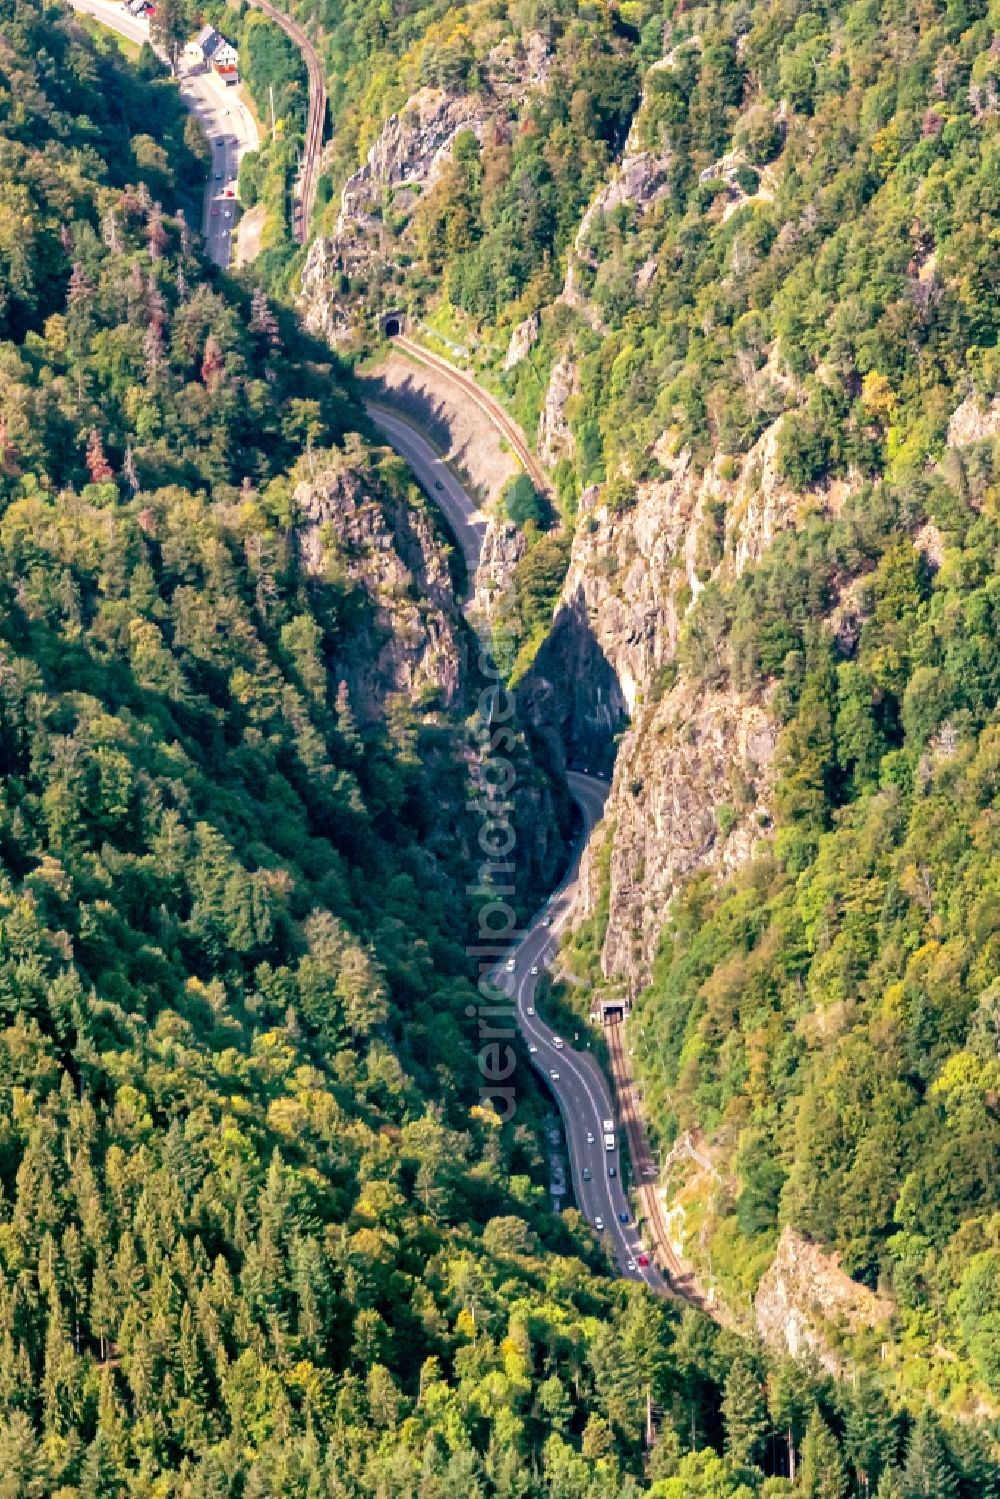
[0,0,999,1492]
[295,0,1000,1473]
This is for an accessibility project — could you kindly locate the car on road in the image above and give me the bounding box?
[528,1044,538,1054]
[505,958,515,971]
[586,1131,595,1144]
[434,479,444,490]
[637,1254,649,1266]
[526,1006,534,1016]
[553,1036,564,1049]
[214,172,223,181]
[549,1069,560,1081]
[608,1166,617,1177]
[224,210,232,218]
[210,208,220,217]
[626,1258,636,1270]
[594,1216,604,1231]
[225,189,235,198]
[618,1211,629,1223]
[582,1168,592,1181]
[543,917,551,926]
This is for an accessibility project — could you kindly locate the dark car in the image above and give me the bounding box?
[608,1165,617,1178]
[618,1211,629,1223]
[637,1253,650,1267]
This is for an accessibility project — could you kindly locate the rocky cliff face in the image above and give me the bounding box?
[755,1228,896,1375]
[595,676,777,978]
[296,458,465,718]
[471,512,526,622]
[537,354,579,468]
[299,39,553,345]
[525,414,848,983]
[296,453,569,902]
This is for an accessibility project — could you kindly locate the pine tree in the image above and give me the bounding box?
[580,1413,614,1459]
[79,1426,125,1499]
[901,1412,958,1499]
[843,1375,899,1493]
[90,1250,117,1362]
[947,1424,1000,1499]
[0,1411,50,1499]
[722,1353,768,1470]
[335,679,363,758]
[768,1356,809,1481]
[800,1406,848,1499]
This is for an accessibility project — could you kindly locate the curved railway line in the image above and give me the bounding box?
[605,1015,711,1310]
[392,334,554,499]
[246,0,326,241]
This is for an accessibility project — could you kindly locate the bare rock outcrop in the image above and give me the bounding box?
[525,408,853,985]
[296,459,464,717]
[299,38,554,343]
[472,512,527,621]
[755,1227,896,1375]
[947,392,1000,447]
[537,355,579,467]
[503,311,540,371]
[592,677,777,976]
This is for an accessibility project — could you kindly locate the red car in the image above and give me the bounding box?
[637,1254,650,1267]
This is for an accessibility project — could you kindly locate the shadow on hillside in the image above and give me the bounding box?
[357,371,490,509]
[519,585,628,782]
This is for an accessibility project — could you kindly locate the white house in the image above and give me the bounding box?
[195,23,239,76]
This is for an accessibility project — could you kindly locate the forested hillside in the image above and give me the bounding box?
[0,3,693,1493]
[295,0,1000,1456]
[3,0,1000,1491]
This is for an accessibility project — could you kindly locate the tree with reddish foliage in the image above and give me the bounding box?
[66,262,93,314]
[250,287,281,350]
[147,206,168,262]
[201,334,225,391]
[85,429,113,484]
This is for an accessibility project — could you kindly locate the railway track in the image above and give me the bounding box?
[605,1016,712,1309]
[245,0,326,242]
[392,334,554,499]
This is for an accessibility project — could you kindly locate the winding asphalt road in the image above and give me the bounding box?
[68,0,258,268]
[495,773,667,1290]
[67,0,662,1294]
[365,404,487,582]
[381,408,664,1286]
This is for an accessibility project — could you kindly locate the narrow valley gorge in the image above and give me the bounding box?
[0,0,999,1491]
